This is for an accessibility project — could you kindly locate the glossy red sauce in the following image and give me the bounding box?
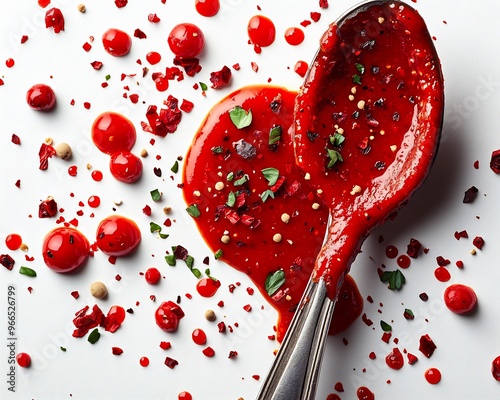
[196,277,221,298]
[293,1,444,297]
[183,86,362,341]
[443,283,477,314]
[284,27,305,46]
[356,386,375,400]
[248,16,276,50]
[386,347,404,369]
[424,367,442,384]
[5,234,22,251]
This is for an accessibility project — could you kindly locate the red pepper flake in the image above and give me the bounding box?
[252,375,260,381]
[233,63,241,71]
[456,260,464,269]
[14,179,21,188]
[217,300,224,307]
[473,160,479,169]
[38,143,56,170]
[148,13,160,23]
[361,313,373,326]
[90,61,103,70]
[134,29,147,39]
[319,0,329,8]
[463,186,478,203]
[407,353,418,364]
[39,197,58,218]
[21,35,29,44]
[436,256,450,266]
[143,95,182,137]
[490,149,500,173]
[406,238,422,258]
[173,56,202,77]
[180,99,194,113]
[473,236,485,249]
[217,321,226,333]
[45,8,65,33]
[419,292,429,301]
[202,347,215,357]
[72,305,105,338]
[160,341,171,350]
[243,304,252,312]
[300,20,312,28]
[112,347,124,355]
[294,60,308,77]
[454,230,468,240]
[70,291,79,299]
[228,351,238,359]
[368,352,376,360]
[83,102,91,109]
[246,287,254,295]
[310,12,321,22]
[381,332,392,343]
[419,334,437,358]
[129,94,139,104]
[0,254,15,271]
[114,0,128,7]
[228,283,236,293]
[142,205,152,216]
[164,356,179,368]
[83,42,92,52]
[251,62,259,72]
[11,134,21,145]
[115,274,122,281]
[210,65,232,89]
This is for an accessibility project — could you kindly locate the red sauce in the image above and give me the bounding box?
[16,352,31,368]
[434,266,450,282]
[397,254,411,268]
[385,245,398,259]
[146,51,161,65]
[326,395,341,400]
[293,60,308,77]
[385,347,404,370]
[102,28,132,57]
[178,392,193,400]
[88,195,100,208]
[91,111,136,155]
[248,15,276,50]
[284,27,305,46]
[356,386,375,400]
[196,277,221,297]
[26,83,56,111]
[183,86,361,341]
[139,356,149,367]
[42,227,90,273]
[5,234,22,251]
[95,215,141,257]
[424,367,442,384]
[91,170,103,181]
[293,1,444,298]
[192,328,207,345]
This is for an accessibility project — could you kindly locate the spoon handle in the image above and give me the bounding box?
[256,277,336,400]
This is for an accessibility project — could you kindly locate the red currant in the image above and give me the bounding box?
[109,151,143,183]
[102,28,132,57]
[167,23,205,58]
[443,283,477,314]
[145,267,161,285]
[42,227,90,273]
[95,215,141,257]
[91,111,136,155]
[26,83,56,111]
[195,0,220,17]
[16,352,31,368]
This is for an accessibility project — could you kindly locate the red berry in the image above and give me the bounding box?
[195,0,220,17]
[155,301,185,332]
[247,15,276,47]
[95,215,141,257]
[168,23,205,58]
[26,83,56,111]
[102,28,132,56]
[109,151,143,183]
[42,227,90,273]
[16,352,31,368]
[443,283,477,314]
[145,267,161,285]
[91,111,136,155]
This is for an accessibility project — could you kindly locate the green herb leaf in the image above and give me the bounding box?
[171,160,179,174]
[159,233,169,239]
[150,222,162,233]
[355,63,365,74]
[260,189,275,202]
[214,249,223,260]
[186,204,201,218]
[105,74,111,81]
[185,255,194,269]
[19,266,36,277]
[199,82,208,91]
[261,167,279,186]
[226,171,234,181]
[205,268,218,281]
[165,254,176,266]
[380,320,392,332]
[352,74,362,85]
[229,106,252,129]
[269,126,282,145]
[211,146,223,154]
[150,189,162,202]
[226,191,236,207]
[330,132,345,147]
[233,174,249,186]
[380,270,406,290]
[326,148,343,168]
[88,328,100,344]
[60,346,67,352]
[265,270,285,296]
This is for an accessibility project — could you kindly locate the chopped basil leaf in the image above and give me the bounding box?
[150,222,162,233]
[330,132,345,147]
[226,191,236,207]
[214,249,223,260]
[205,268,218,281]
[269,126,282,145]
[150,189,162,202]
[105,74,111,80]
[233,174,249,186]
[60,346,67,352]
[171,160,179,173]
[165,254,176,266]
[327,148,343,168]
[352,74,362,85]
[261,167,279,186]
[229,106,252,129]
[380,320,392,332]
[199,82,208,91]
[260,189,275,202]
[186,204,201,218]
[380,270,406,290]
[211,146,223,154]
[19,266,36,277]
[355,63,365,74]
[88,328,100,344]
[159,233,169,239]
[185,255,195,268]
[265,270,285,296]
[226,172,234,181]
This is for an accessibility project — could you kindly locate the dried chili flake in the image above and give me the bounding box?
[142,205,152,216]
[173,56,202,77]
[11,134,20,145]
[72,305,105,338]
[243,304,252,312]
[70,291,79,299]
[38,143,56,170]
[112,347,124,355]
[300,20,312,27]
[228,351,238,359]
[0,254,15,271]
[173,245,189,261]
[473,236,485,250]
[134,28,147,39]
[463,186,478,203]
[407,353,418,364]
[21,35,28,44]
[406,238,422,258]
[202,347,215,357]
[419,334,436,358]
[436,256,450,266]
[83,42,92,52]
[251,62,259,72]
[148,13,160,23]
[90,61,103,70]
[381,332,392,343]
[45,8,64,33]
[180,99,194,113]
[490,149,500,173]
[319,0,329,8]
[114,0,128,7]
[144,96,182,137]
[164,357,179,368]
[454,230,468,240]
[310,12,321,22]
[210,66,232,89]
[38,197,58,218]
[217,321,226,333]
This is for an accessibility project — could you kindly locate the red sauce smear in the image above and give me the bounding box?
[183,86,362,341]
[293,1,443,298]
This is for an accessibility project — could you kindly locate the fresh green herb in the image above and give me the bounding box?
[165,254,176,266]
[105,74,111,81]
[150,222,161,233]
[88,328,100,344]
[260,189,275,202]
[329,132,345,147]
[261,167,279,186]
[214,249,223,260]
[380,320,392,332]
[60,346,67,352]
[211,146,223,154]
[186,204,201,218]
[352,74,362,85]
[229,106,252,129]
[19,266,36,277]
[185,255,201,278]
[205,268,218,281]
[171,160,179,173]
[326,148,343,168]
[150,189,162,202]
[265,270,285,296]
[269,126,282,145]
[226,191,236,207]
[159,233,169,239]
[380,270,406,290]
[233,174,249,186]
[226,172,234,181]
[199,82,208,91]
[355,63,365,74]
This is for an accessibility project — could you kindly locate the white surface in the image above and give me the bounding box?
[0,1,499,399]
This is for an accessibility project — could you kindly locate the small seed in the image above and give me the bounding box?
[281,213,290,224]
[55,143,72,160]
[312,202,320,210]
[349,94,355,101]
[86,163,92,170]
[44,137,53,145]
[285,295,292,301]
[205,310,216,321]
[78,4,86,12]
[304,173,311,181]
[357,100,366,109]
[193,190,201,197]
[390,145,397,152]
[273,233,282,243]
[20,243,29,252]
[221,235,230,244]
[163,206,172,214]
[378,17,385,24]
[140,148,148,157]
[215,181,225,191]
[350,185,362,195]
[90,281,108,299]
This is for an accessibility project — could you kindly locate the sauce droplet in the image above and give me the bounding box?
[196,277,221,298]
[434,266,451,282]
[356,386,375,400]
[91,170,103,182]
[385,347,404,370]
[492,356,500,381]
[397,254,411,268]
[284,27,305,46]
[192,328,207,345]
[139,356,149,367]
[5,234,22,251]
[385,245,398,259]
[88,195,100,208]
[146,51,161,65]
[195,0,220,17]
[424,367,442,384]
[247,15,276,49]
